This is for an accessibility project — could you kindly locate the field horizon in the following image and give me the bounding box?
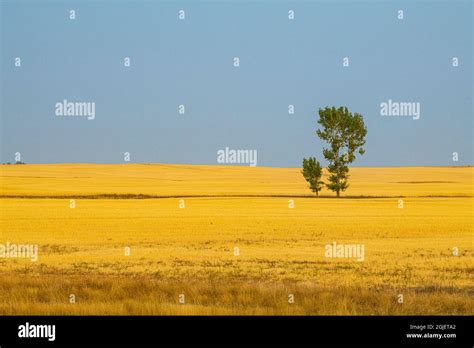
[1,163,472,198]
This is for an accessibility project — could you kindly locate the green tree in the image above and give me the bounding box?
[301,157,324,196]
[316,106,367,197]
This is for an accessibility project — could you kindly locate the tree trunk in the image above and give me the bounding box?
[336,190,340,197]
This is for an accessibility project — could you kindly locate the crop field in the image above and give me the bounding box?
[0,164,472,315]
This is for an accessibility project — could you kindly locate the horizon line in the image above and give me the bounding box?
[1,162,472,169]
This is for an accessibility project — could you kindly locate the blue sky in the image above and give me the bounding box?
[1,0,472,167]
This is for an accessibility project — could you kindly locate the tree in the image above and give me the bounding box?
[301,157,324,196]
[316,106,367,197]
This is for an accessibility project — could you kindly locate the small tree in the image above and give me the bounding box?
[301,157,324,196]
[316,106,367,197]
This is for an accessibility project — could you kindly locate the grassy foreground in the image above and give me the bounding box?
[0,164,472,315]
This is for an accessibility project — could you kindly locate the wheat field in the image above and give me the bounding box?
[0,164,472,315]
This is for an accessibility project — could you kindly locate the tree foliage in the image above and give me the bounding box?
[301,157,324,196]
[316,106,367,197]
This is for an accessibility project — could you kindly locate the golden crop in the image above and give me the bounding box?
[0,164,472,314]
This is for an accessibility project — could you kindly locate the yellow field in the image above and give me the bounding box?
[0,164,472,315]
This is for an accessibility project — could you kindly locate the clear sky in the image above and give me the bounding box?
[1,0,472,167]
